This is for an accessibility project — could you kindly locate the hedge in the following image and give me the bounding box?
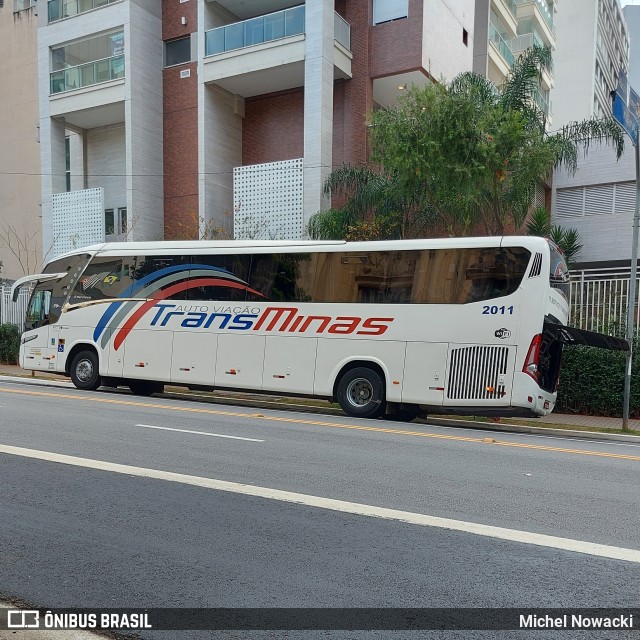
[555,341,640,418]
[0,323,20,365]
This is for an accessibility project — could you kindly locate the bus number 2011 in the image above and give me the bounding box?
[482,305,514,315]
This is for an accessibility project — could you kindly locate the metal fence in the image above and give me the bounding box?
[569,268,640,336]
[0,283,29,330]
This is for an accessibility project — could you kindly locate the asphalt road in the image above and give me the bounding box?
[1,376,639,639]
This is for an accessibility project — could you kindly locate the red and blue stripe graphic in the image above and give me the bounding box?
[93,264,264,350]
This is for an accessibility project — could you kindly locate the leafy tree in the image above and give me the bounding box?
[525,207,584,268]
[310,47,624,239]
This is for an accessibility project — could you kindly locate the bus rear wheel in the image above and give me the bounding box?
[70,350,101,391]
[337,367,386,419]
[129,380,164,396]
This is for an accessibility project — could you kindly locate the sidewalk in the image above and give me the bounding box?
[1,363,639,436]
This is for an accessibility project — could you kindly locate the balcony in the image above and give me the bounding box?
[205,6,351,56]
[48,0,119,22]
[14,0,36,12]
[205,6,305,56]
[492,0,518,36]
[533,87,551,116]
[489,22,515,66]
[511,32,554,88]
[50,54,124,94]
[514,0,556,41]
[203,6,352,98]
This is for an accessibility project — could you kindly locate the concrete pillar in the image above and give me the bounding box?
[303,0,335,235]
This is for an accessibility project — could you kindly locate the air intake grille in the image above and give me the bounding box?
[447,346,509,400]
[529,252,543,278]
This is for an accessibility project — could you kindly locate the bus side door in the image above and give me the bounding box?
[262,336,317,394]
[402,342,449,406]
[214,334,265,390]
[171,329,218,386]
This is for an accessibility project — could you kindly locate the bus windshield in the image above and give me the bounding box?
[24,253,91,330]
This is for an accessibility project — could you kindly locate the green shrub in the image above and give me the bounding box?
[556,341,640,418]
[0,323,20,365]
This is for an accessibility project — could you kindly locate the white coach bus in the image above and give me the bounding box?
[11,237,627,421]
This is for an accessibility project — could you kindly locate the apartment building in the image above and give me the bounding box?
[473,0,555,123]
[551,0,632,268]
[0,0,41,279]
[36,0,474,255]
[472,0,557,215]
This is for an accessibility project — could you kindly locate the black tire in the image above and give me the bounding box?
[336,367,386,419]
[129,380,164,396]
[69,350,101,391]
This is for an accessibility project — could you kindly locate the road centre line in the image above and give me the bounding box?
[1,443,639,563]
[1,386,640,462]
[135,423,263,442]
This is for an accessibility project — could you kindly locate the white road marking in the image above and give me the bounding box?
[134,423,264,442]
[0,444,638,564]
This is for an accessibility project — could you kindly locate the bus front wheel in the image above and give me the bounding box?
[337,367,386,419]
[129,380,164,396]
[70,350,101,391]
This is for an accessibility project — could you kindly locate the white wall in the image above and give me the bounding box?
[201,85,243,238]
[552,0,597,128]
[126,0,164,241]
[423,0,475,81]
[87,125,126,212]
[0,5,41,277]
[552,143,636,264]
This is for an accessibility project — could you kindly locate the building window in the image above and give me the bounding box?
[14,0,35,12]
[118,207,127,235]
[106,208,128,238]
[463,29,468,46]
[50,31,125,94]
[105,209,115,236]
[373,0,408,25]
[165,36,191,67]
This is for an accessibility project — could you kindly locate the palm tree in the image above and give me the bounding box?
[526,207,583,268]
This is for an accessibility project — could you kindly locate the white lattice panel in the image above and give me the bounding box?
[233,159,303,240]
[52,188,104,257]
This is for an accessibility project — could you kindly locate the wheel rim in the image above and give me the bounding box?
[76,358,94,383]
[345,377,374,408]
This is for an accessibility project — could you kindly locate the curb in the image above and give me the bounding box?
[2,373,640,444]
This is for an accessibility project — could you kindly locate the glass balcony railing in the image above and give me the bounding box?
[14,0,36,12]
[50,54,124,94]
[205,5,305,56]
[48,0,118,22]
[334,12,351,50]
[501,0,517,18]
[511,32,554,71]
[533,88,551,115]
[489,22,515,66]
[514,0,555,35]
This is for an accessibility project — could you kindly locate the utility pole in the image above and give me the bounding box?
[612,74,640,431]
[622,128,639,431]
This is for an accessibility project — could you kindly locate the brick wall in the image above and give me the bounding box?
[163,62,199,240]
[370,0,424,78]
[163,0,196,41]
[162,0,198,239]
[330,0,374,212]
[243,89,304,166]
